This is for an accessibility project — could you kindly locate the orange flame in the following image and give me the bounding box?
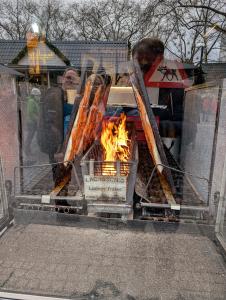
[100,113,130,175]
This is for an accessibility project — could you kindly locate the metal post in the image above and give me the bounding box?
[116,161,120,176]
[47,71,50,88]
[89,159,94,176]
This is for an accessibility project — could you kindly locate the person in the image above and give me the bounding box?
[25,87,41,156]
[62,68,81,136]
[38,67,81,164]
[132,38,164,75]
[117,73,130,86]
[36,68,81,210]
[132,38,184,142]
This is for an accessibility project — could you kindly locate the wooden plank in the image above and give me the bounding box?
[132,85,163,173]
[52,74,111,186]
[63,80,92,164]
[49,174,71,197]
[129,60,176,204]
[63,75,111,166]
[159,173,176,205]
[77,82,111,153]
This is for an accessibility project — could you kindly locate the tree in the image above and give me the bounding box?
[0,0,75,40]
[177,0,226,34]
[32,0,75,40]
[0,0,35,39]
[153,0,226,63]
[69,0,162,44]
[0,0,224,65]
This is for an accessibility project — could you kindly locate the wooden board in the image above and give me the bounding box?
[63,74,111,165]
[63,80,92,164]
[50,174,71,197]
[129,60,176,204]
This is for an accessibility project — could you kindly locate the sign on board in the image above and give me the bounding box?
[84,175,127,201]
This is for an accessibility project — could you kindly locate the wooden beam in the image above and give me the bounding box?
[50,174,70,197]
[129,60,176,203]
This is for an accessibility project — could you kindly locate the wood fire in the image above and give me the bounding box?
[100,113,130,175]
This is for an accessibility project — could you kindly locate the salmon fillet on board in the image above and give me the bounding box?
[64,80,92,164]
[77,85,103,153]
[77,81,111,153]
[133,85,176,205]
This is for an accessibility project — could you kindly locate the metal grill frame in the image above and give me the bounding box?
[13,159,84,212]
[138,162,211,221]
[81,140,138,205]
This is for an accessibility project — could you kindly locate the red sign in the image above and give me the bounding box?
[144,57,191,88]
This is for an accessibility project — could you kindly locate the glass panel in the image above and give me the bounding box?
[215,79,226,243]
[1,0,226,298]
[0,157,9,223]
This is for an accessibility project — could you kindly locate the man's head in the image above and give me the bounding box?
[132,38,164,73]
[31,87,41,100]
[62,68,80,91]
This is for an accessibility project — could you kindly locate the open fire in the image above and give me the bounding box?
[100,113,130,175]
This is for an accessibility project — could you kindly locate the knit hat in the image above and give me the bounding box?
[31,87,41,96]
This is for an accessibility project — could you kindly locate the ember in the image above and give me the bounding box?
[100,113,130,175]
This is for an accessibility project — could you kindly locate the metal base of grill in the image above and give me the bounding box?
[87,202,133,220]
[13,141,211,223]
[81,139,138,217]
[13,207,215,240]
[135,142,210,221]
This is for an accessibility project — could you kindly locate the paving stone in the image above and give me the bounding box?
[26,278,41,291]
[0,224,225,299]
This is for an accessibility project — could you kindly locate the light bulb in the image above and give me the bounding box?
[31,23,39,34]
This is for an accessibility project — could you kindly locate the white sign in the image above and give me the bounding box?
[84,175,127,201]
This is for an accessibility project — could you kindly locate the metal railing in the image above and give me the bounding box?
[13,159,84,213]
[138,162,210,214]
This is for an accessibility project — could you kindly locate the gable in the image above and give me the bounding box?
[18,41,66,67]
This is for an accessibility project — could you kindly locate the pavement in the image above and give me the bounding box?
[0,223,225,300]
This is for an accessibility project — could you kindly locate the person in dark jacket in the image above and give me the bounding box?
[132,38,185,139]
[132,38,164,75]
[38,68,80,163]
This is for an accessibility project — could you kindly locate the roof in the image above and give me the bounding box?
[53,40,128,67]
[0,39,128,68]
[202,63,226,82]
[0,40,25,65]
[0,63,23,76]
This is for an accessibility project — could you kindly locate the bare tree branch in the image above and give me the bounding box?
[177,0,226,17]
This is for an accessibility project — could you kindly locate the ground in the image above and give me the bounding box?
[0,223,225,300]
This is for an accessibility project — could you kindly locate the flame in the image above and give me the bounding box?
[100,113,130,175]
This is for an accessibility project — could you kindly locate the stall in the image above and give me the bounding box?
[12,59,218,223]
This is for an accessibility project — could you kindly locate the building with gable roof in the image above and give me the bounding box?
[0,39,128,86]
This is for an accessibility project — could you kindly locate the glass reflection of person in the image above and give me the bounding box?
[25,87,41,156]
[62,68,81,136]
[38,68,80,165]
[132,38,164,75]
[132,38,184,140]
